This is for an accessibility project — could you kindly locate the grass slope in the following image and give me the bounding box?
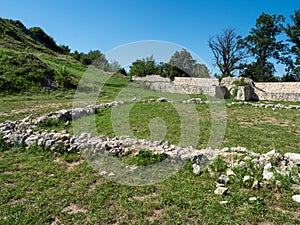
[0,18,86,95]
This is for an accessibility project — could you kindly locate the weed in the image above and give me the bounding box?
[0,135,8,151]
[122,149,168,166]
[209,156,228,175]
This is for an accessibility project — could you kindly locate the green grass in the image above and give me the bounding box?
[225,105,300,153]
[0,92,75,123]
[72,101,300,154]
[0,145,299,225]
[121,149,168,166]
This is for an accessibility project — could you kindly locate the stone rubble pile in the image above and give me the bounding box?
[190,147,300,203]
[26,101,124,124]
[141,97,168,103]
[228,101,300,110]
[182,98,203,104]
[194,147,300,181]
[140,97,300,111]
[0,118,204,158]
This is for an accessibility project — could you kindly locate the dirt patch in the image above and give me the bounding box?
[128,192,157,201]
[87,179,101,194]
[66,160,84,172]
[3,171,14,175]
[53,157,62,164]
[53,157,84,172]
[62,203,87,214]
[256,222,274,225]
[50,217,62,225]
[145,209,165,223]
[0,102,73,118]
[9,198,25,205]
[272,205,300,220]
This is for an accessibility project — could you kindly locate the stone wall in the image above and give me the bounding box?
[132,75,300,102]
[132,75,221,97]
[252,82,300,102]
[173,77,219,86]
[255,82,300,93]
[147,82,219,96]
[132,75,171,82]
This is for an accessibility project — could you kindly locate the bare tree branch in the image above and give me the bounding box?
[209,28,246,77]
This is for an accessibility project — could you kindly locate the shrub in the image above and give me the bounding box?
[0,136,8,151]
[124,149,168,166]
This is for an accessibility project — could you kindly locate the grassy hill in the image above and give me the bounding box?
[0,18,86,95]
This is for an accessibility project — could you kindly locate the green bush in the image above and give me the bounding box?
[55,65,76,89]
[209,156,227,175]
[39,118,66,130]
[124,149,168,166]
[0,135,9,151]
[231,78,246,99]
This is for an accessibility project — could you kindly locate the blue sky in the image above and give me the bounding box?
[1,0,300,75]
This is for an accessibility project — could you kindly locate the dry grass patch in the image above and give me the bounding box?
[62,203,87,214]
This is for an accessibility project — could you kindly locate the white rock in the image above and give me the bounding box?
[264,163,272,170]
[214,187,228,195]
[219,201,228,205]
[251,179,259,189]
[291,184,300,193]
[243,175,252,183]
[222,147,230,152]
[244,156,252,161]
[249,197,258,202]
[239,161,246,167]
[292,195,300,203]
[100,171,108,176]
[284,153,300,165]
[218,174,230,184]
[263,170,274,181]
[266,149,277,156]
[192,164,201,175]
[226,168,236,177]
[216,183,225,187]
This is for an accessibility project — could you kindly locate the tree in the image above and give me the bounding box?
[109,60,122,72]
[284,10,300,81]
[168,49,210,78]
[241,13,286,81]
[59,44,71,54]
[89,50,111,71]
[29,27,62,53]
[129,56,158,76]
[156,62,187,80]
[208,28,245,78]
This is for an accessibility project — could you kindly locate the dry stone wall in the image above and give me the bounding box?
[147,82,219,96]
[132,75,300,102]
[173,77,219,86]
[132,75,222,97]
[132,75,171,82]
[252,82,300,102]
[255,82,300,93]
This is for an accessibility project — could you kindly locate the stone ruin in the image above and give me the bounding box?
[132,75,300,102]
